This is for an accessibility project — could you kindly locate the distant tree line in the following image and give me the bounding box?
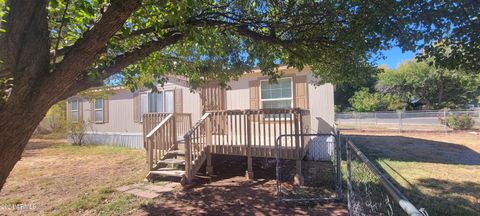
[336,60,480,112]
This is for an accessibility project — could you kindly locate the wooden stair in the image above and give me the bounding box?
[149,168,186,177]
[147,142,189,182]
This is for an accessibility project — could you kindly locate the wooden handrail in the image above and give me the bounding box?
[183,113,210,138]
[146,114,174,138]
[183,112,211,183]
[144,113,191,171]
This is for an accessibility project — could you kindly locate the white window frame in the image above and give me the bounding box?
[139,90,174,122]
[94,98,104,123]
[259,77,293,120]
[70,98,79,122]
[260,77,293,107]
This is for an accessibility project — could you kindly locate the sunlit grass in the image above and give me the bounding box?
[347,132,480,216]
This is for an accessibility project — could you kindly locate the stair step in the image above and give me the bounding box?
[166,150,185,156]
[157,158,185,165]
[149,169,185,177]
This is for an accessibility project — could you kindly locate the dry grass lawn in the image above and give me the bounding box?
[0,136,347,215]
[0,137,147,215]
[344,131,480,216]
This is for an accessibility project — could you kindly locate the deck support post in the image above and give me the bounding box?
[206,152,213,175]
[206,115,213,176]
[246,156,254,179]
[147,137,154,171]
[172,114,178,150]
[294,160,304,185]
[245,113,254,179]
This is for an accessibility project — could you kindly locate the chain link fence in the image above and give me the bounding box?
[276,134,342,202]
[336,109,480,132]
[346,139,428,216]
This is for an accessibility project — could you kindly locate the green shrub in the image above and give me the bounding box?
[445,114,475,130]
[349,88,406,112]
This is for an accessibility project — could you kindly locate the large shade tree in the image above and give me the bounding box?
[0,0,478,190]
[376,60,480,109]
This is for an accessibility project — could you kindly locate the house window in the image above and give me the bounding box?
[70,99,79,122]
[94,99,103,123]
[260,78,293,109]
[260,78,293,119]
[140,90,174,120]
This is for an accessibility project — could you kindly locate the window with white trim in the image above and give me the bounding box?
[70,99,79,122]
[140,90,174,120]
[260,78,293,109]
[94,99,104,123]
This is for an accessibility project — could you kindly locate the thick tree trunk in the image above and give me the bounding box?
[0,0,51,191]
[0,100,50,191]
[0,0,141,191]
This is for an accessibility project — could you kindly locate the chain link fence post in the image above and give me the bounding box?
[335,132,342,200]
[346,138,353,216]
[443,109,447,134]
[397,110,403,133]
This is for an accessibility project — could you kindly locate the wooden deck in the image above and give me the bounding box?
[143,109,311,184]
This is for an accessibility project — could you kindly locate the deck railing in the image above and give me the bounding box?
[175,113,192,139]
[183,108,310,183]
[144,113,192,170]
[143,113,171,148]
[183,113,211,181]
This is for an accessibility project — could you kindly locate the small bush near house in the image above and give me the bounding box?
[445,114,475,130]
[69,120,90,145]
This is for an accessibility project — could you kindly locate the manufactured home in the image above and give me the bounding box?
[67,66,334,184]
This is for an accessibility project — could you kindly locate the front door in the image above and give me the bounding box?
[200,81,226,135]
[200,81,226,112]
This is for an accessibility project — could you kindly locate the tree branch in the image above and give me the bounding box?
[122,19,294,46]
[104,31,183,77]
[50,0,71,72]
[43,0,142,96]
[60,30,184,99]
[49,45,74,58]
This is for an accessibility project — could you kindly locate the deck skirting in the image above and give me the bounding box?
[67,132,144,149]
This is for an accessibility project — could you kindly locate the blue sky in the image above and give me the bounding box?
[376,47,416,69]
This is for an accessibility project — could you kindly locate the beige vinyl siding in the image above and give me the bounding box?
[226,77,257,110]
[84,89,143,133]
[307,73,334,133]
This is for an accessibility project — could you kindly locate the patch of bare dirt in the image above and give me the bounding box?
[135,155,346,216]
[133,176,347,216]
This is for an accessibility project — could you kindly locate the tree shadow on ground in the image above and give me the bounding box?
[20,138,66,158]
[346,134,480,216]
[143,155,347,215]
[140,177,347,215]
[405,178,480,216]
[348,135,480,165]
